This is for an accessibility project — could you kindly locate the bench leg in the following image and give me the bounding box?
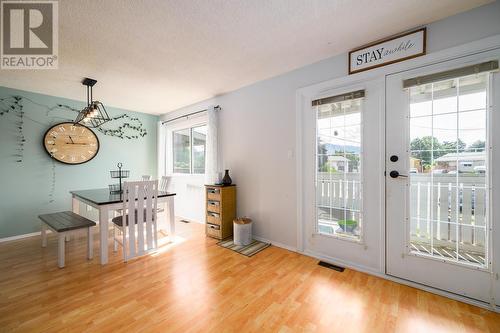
[87,227,93,260]
[41,222,47,248]
[58,233,65,268]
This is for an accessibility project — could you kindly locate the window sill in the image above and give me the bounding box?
[313,232,365,245]
[169,173,205,177]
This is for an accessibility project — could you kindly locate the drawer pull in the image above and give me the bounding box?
[208,189,220,194]
[208,201,220,206]
[207,223,220,230]
[208,212,220,218]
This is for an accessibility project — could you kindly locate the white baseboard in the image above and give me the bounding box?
[302,248,498,313]
[253,235,297,252]
[0,231,46,243]
[1,214,186,243]
[246,236,498,312]
[303,248,382,277]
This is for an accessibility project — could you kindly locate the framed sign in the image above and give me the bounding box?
[348,28,426,74]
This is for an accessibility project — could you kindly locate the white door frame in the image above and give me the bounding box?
[385,50,500,304]
[298,77,385,274]
[296,34,500,311]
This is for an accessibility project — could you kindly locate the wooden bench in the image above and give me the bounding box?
[38,211,96,268]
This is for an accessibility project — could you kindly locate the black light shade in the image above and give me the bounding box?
[74,78,111,128]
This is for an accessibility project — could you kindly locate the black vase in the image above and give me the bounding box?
[222,170,232,185]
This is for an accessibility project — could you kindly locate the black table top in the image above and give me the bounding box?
[70,188,176,206]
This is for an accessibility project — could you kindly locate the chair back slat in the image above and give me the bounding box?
[136,183,145,255]
[122,180,159,261]
[146,190,153,249]
[152,185,158,248]
[160,176,171,192]
[126,183,136,258]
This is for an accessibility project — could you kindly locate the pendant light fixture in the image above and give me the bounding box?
[74,78,111,128]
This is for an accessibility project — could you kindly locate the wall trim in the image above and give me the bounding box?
[295,90,304,252]
[0,231,45,243]
[302,248,498,313]
[253,235,297,253]
[253,232,498,312]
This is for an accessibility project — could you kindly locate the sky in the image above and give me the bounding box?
[409,91,486,147]
[316,89,487,150]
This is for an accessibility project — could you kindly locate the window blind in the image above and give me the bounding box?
[312,90,365,106]
[403,60,498,88]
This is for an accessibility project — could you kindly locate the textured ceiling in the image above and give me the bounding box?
[0,0,492,114]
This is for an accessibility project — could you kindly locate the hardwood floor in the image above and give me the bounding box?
[1,221,499,333]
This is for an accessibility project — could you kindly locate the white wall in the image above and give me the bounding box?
[161,2,500,249]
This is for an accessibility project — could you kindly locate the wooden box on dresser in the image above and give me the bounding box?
[205,185,236,239]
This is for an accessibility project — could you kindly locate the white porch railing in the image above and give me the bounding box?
[316,172,361,223]
[316,172,487,255]
[409,174,486,250]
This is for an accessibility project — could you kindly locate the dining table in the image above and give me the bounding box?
[70,188,176,265]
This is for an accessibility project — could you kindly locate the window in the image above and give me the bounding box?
[192,126,207,174]
[314,90,363,240]
[407,72,489,267]
[173,128,191,173]
[173,125,207,174]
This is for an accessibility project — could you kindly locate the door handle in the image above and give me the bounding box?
[389,171,408,178]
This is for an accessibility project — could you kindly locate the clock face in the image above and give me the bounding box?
[43,122,100,164]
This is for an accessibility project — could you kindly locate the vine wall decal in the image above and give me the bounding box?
[49,159,56,203]
[0,96,25,163]
[54,104,148,139]
[97,114,147,139]
[0,94,149,203]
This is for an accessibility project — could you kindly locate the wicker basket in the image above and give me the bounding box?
[110,170,130,178]
[108,184,122,194]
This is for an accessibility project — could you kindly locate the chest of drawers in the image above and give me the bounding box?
[205,185,236,239]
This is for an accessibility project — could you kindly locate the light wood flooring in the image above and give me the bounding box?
[1,221,499,333]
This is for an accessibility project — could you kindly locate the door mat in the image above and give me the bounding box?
[217,239,271,257]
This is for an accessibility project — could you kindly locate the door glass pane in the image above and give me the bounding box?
[173,128,191,173]
[192,125,207,174]
[407,72,489,268]
[315,97,362,240]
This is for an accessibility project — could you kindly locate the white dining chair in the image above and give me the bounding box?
[160,175,171,192]
[111,175,150,217]
[157,176,171,213]
[156,176,173,238]
[111,180,159,262]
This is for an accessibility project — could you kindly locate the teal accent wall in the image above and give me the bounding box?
[0,86,159,238]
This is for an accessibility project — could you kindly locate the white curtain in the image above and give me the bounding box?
[205,106,219,185]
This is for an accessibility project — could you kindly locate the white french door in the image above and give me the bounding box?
[386,52,500,303]
[300,78,384,272]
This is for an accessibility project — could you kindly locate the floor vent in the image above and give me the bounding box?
[318,261,345,272]
[180,219,190,223]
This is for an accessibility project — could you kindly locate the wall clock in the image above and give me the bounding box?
[43,122,100,164]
